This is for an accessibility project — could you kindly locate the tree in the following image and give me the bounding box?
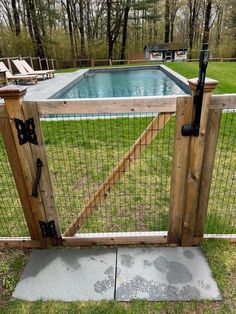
[120,0,132,60]
[12,0,21,36]
[106,0,124,59]
[78,0,86,57]
[188,0,201,51]
[169,0,182,42]
[164,0,170,42]
[66,0,75,58]
[202,0,212,44]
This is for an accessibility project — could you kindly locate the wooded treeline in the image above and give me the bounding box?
[0,0,235,60]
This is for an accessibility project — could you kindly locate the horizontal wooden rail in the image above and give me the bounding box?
[0,233,235,248]
[24,96,179,115]
[63,232,168,246]
[210,94,236,109]
[0,238,42,248]
[1,94,235,119]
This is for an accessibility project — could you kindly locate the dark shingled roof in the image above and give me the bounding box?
[144,43,188,51]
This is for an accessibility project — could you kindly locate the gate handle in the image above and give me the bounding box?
[32,158,43,197]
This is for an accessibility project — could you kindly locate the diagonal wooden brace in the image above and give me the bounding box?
[64,113,173,236]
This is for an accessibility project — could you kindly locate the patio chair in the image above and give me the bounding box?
[12,59,55,80]
[0,62,37,85]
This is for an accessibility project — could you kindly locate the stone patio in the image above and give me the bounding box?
[13,246,222,302]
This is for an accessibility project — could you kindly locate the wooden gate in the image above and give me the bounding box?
[1,78,233,249]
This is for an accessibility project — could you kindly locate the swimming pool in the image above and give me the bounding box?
[54,66,189,99]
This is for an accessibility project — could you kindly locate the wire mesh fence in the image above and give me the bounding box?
[0,132,29,237]
[41,113,175,234]
[205,110,236,236]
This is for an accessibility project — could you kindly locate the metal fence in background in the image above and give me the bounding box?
[0,133,29,237]
[206,110,236,236]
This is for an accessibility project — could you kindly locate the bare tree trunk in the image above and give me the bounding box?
[164,0,170,43]
[66,0,75,58]
[86,0,92,41]
[79,0,86,57]
[120,0,131,60]
[188,0,200,55]
[12,0,20,36]
[202,0,212,44]
[169,0,180,43]
[107,0,112,59]
[25,0,35,46]
[216,8,223,47]
[106,0,123,59]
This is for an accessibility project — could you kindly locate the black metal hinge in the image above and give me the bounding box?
[14,118,38,145]
[39,220,57,238]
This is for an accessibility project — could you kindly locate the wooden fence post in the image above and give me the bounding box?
[168,96,193,245]
[0,86,61,247]
[22,101,62,246]
[181,78,218,246]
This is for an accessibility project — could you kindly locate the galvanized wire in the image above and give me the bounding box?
[0,133,29,237]
[41,113,175,234]
[206,111,236,236]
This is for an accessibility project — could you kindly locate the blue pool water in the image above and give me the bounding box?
[57,68,188,99]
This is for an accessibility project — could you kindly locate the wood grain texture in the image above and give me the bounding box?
[168,97,193,244]
[64,113,173,236]
[3,93,50,247]
[22,102,62,245]
[210,94,236,109]
[0,238,42,248]
[194,109,222,242]
[0,118,40,239]
[63,232,168,246]
[181,88,216,246]
[0,105,7,118]
[28,97,180,115]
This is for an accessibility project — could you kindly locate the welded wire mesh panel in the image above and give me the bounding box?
[205,111,236,235]
[0,132,29,237]
[41,113,175,234]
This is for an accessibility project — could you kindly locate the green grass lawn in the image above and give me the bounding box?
[55,61,236,94]
[0,62,235,313]
[0,239,235,313]
[0,113,235,236]
[166,62,236,94]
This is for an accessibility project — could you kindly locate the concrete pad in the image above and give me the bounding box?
[13,248,116,301]
[116,247,222,301]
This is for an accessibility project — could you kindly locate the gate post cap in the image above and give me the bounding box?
[0,85,27,99]
[188,78,219,92]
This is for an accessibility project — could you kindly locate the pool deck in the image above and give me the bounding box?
[24,69,88,100]
[0,65,190,104]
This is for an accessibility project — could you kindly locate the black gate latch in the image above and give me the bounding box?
[32,158,43,197]
[182,43,209,137]
[14,118,38,145]
[39,221,57,238]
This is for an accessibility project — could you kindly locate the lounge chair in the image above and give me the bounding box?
[0,62,37,85]
[12,59,54,80]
